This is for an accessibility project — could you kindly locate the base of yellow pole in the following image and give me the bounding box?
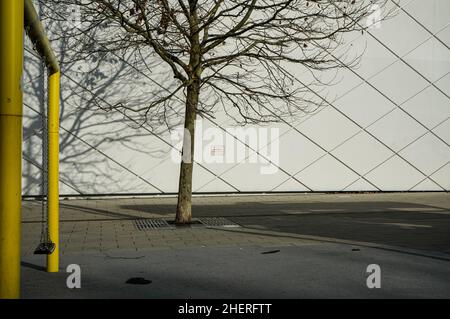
[0,116,22,298]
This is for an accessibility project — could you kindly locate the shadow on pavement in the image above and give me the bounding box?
[21,261,46,272]
[119,200,450,254]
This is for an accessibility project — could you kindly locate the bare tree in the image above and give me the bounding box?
[43,0,391,223]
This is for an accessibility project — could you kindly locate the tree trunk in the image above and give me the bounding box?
[175,80,199,224]
[175,2,201,224]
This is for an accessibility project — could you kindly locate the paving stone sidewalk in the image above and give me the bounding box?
[22,192,450,256]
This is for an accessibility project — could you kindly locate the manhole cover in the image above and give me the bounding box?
[199,217,240,228]
[133,219,173,230]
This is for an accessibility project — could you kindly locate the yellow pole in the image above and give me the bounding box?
[47,71,60,273]
[0,0,24,299]
[24,0,60,273]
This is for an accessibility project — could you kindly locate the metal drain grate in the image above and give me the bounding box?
[199,217,240,228]
[133,217,240,230]
[134,219,174,231]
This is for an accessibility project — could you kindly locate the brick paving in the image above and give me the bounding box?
[21,192,450,256]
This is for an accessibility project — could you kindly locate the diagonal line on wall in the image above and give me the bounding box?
[201,7,449,192]
[332,2,450,102]
[24,44,242,193]
[22,153,84,195]
[196,21,450,192]
[196,84,384,192]
[289,22,450,130]
[265,3,450,190]
[24,101,166,193]
[178,1,450,192]
[194,3,423,192]
[312,38,450,148]
[408,161,450,191]
[66,56,313,191]
[272,62,447,191]
[342,117,449,191]
[195,1,449,192]
[390,0,450,50]
[59,72,242,193]
[270,71,449,191]
[31,0,446,192]
[36,2,315,192]
[40,0,419,193]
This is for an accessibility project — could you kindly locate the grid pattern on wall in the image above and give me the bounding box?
[22,0,450,195]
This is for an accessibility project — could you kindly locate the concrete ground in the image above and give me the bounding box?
[20,192,450,298]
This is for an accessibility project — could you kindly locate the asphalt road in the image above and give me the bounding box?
[21,243,450,298]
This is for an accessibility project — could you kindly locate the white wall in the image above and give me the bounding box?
[22,0,450,195]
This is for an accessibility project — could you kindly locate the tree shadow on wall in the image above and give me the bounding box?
[22,15,185,196]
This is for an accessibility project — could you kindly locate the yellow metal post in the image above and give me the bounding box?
[24,0,60,273]
[47,71,60,272]
[0,0,24,299]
